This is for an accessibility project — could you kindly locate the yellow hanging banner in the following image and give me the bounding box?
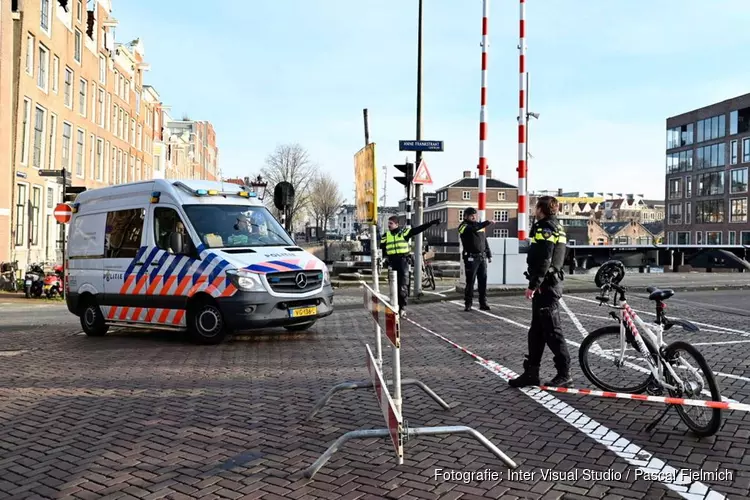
[354,143,378,224]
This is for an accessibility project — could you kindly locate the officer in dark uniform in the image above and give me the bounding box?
[458,207,494,311]
[380,215,440,316]
[508,195,572,388]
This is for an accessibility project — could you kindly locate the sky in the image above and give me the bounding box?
[111,0,750,204]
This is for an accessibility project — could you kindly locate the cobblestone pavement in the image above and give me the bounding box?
[1,289,749,499]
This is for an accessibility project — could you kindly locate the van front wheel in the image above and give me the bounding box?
[187,300,226,345]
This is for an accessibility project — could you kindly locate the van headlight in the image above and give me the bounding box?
[226,269,265,291]
[323,267,331,285]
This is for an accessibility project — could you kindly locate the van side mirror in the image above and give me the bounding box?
[169,232,186,254]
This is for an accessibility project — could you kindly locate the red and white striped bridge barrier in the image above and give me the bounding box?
[303,271,518,479]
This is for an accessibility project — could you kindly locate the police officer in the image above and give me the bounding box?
[458,207,493,312]
[380,215,440,316]
[508,196,572,388]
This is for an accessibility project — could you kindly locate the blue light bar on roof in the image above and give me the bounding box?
[196,189,208,195]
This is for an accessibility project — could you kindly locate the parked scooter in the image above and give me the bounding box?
[0,261,19,292]
[24,263,45,298]
[43,265,64,298]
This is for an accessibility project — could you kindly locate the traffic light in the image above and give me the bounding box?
[393,162,414,191]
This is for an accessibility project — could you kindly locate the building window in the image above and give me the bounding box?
[124,113,129,142]
[41,0,51,32]
[493,210,508,222]
[89,133,94,178]
[696,114,725,143]
[729,231,736,245]
[706,232,722,245]
[695,143,724,170]
[75,129,85,177]
[74,29,82,63]
[32,106,46,169]
[667,203,682,225]
[130,119,135,146]
[99,55,106,84]
[26,34,34,75]
[497,191,506,201]
[730,140,738,164]
[696,172,724,196]
[742,231,750,245]
[135,90,141,114]
[124,80,129,101]
[37,44,49,91]
[79,79,87,116]
[458,210,464,220]
[31,187,41,246]
[462,191,470,200]
[744,138,750,163]
[15,184,26,246]
[47,113,56,170]
[52,55,59,93]
[493,229,509,238]
[47,187,54,209]
[695,200,725,224]
[730,198,748,223]
[97,89,105,126]
[666,124,693,149]
[61,122,72,169]
[96,138,103,180]
[684,201,691,224]
[668,178,682,199]
[20,99,31,165]
[684,176,692,198]
[666,149,693,173]
[118,108,123,137]
[677,231,690,244]
[137,124,142,150]
[64,67,73,107]
[106,93,111,130]
[730,167,748,193]
[76,0,82,21]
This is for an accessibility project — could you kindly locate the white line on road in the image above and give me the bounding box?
[565,295,750,337]
[713,372,750,383]
[453,301,740,404]
[405,316,726,500]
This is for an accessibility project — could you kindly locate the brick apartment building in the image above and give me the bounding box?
[397,169,518,244]
[0,0,220,269]
[665,92,750,245]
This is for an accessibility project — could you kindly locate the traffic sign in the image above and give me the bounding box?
[54,203,72,224]
[398,140,444,152]
[38,169,64,177]
[412,159,433,185]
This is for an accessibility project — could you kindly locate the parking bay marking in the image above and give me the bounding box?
[404,315,726,500]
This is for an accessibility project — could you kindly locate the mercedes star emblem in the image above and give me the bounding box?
[295,272,308,288]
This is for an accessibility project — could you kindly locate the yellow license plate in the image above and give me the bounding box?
[289,306,317,318]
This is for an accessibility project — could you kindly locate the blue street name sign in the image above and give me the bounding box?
[398,140,444,152]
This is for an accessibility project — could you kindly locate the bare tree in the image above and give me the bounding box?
[260,144,316,230]
[309,171,344,237]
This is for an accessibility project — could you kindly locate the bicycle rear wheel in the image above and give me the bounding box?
[579,325,654,393]
[664,340,722,437]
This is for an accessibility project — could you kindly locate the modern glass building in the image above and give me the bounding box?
[665,94,750,245]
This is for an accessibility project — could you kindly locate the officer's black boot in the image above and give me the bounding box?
[508,358,540,388]
[545,372,573,388]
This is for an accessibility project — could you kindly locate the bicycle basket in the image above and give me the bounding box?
[594,260,625,288]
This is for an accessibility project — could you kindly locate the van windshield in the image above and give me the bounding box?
[183,204,294,248]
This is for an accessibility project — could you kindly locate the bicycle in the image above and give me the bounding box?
[406,251,436,296]
[578,260,722,437]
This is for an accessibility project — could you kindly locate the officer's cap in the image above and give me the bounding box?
[464,207,477,216]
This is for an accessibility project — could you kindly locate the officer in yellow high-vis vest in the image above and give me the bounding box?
[380,215,440,316]
[509,195,571,389]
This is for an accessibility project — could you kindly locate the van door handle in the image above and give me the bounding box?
[150,262,160,267]
[134,262,144,266]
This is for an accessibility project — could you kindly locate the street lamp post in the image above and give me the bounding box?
[249,175,268,201]
[413,0,425,298]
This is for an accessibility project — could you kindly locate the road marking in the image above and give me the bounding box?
[404,316,726,500]
[423,290,447,297]
[0,350,28,356]
[565,295,750,336]
[693,340,750,346]
[714,372,750,383]
[459,301,740,405]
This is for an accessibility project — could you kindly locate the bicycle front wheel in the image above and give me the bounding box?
[579,325,654,394]
[664,340,722,437]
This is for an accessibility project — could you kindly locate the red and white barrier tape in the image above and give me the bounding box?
[539,385,750,412]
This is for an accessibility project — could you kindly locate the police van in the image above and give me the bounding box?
[65,179,333,344]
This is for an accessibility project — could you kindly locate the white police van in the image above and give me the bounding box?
[65,179,333,344]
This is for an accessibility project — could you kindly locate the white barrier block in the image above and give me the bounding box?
[504,253,528,285]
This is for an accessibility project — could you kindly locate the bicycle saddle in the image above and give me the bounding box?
[647,287,674,301]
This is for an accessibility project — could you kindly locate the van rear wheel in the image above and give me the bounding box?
[80,298,109,337]
[187,299,226,345]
